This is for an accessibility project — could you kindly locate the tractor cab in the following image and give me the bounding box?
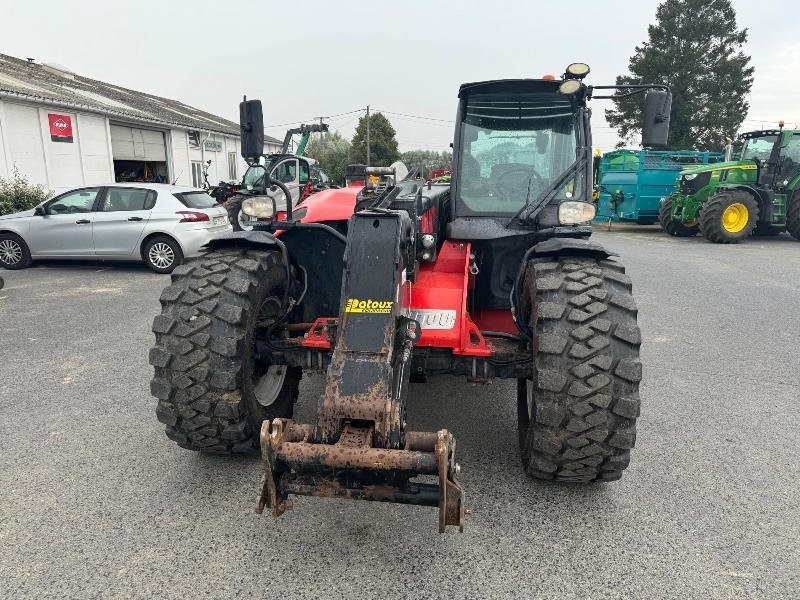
[449,78,592,240]
[756,128,800,189]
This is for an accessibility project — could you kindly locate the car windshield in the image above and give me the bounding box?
[175,191,218,208]
[741,135,777,161]
[457,91,579,216]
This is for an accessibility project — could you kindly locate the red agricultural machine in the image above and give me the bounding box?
[150,64,671,532]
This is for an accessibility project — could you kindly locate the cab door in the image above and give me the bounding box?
[269,157,300,210]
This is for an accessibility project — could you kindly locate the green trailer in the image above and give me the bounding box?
[660,128,800,242]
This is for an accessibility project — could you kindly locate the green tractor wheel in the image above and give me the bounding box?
[699,191,759,244]
[659,195,698,237]
[787,193,800,241]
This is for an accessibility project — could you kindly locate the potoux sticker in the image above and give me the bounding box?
[345,298,393,314]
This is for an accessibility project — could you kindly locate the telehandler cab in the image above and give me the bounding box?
[150,64,671,532]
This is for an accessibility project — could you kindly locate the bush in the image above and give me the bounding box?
[0,168,51,215]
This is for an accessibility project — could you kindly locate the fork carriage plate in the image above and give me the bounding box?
[256,419,466,533]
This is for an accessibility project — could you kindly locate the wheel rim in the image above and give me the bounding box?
[253,365,288,408]
[251,296,285,408]
[526,379,535,420]
[721,202,749,233]
[237,210,254,231]
[148,242,174,269]
[0,239,22,265]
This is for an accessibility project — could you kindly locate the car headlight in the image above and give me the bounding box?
[683,173,698,181]
[558,201,596,224]
[241,197,275,219]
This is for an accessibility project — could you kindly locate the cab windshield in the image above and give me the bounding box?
[457,91,579,216]
[243,165,266,189]
[741,135,777,161]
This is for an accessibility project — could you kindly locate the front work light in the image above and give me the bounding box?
[565,62,591,79]
[558,79,583,95]
[558,201,596,224]
[242,197,275,219]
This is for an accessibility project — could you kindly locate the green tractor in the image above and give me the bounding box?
[660,127,800,242]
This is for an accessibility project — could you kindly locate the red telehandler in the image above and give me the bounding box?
[150,64,671,532]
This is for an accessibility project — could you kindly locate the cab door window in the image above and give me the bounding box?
[780,136,800,181]
[272,159,298,184]
[299,161,310,185]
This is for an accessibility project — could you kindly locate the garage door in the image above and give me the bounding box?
[110,125,166,161]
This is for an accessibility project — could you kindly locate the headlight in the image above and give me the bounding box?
[683,173,697,181]
[558,79,583,95]
[566,63,591,78]
[241,197,275,219]
[558,201,596,224]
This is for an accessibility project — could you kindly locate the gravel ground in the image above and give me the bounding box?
[1,226,798,599]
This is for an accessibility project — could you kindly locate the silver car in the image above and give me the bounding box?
[0,183,232,273]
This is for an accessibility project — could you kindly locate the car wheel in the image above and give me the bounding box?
[144,236,183,274]
[0,233,32,270]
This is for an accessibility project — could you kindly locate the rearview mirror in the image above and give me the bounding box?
[34,205,46,216]
[240,99,264,161]
[642,90,672,147]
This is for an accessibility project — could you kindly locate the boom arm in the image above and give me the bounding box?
[281,123,330,156]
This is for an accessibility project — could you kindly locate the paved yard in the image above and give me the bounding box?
[1,226,798,599]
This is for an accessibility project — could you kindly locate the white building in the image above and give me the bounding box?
[0,53,282,194]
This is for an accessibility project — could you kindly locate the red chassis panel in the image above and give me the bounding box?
[409,241,491,357]
[301,241,517,358]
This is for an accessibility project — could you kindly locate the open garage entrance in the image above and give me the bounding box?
[110,124,168,183]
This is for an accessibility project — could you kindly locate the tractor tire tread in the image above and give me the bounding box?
[519,255,641,483]
[659,195,698,237]
[787,193,800,240]
[149,247,299,454]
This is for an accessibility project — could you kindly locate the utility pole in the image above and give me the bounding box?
[366,105,370,166]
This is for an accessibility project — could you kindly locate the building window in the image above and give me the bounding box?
[228,152,238,181]
[188,131,201,148]
[191,161,204,188]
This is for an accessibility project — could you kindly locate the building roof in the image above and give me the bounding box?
[0,53,245,136]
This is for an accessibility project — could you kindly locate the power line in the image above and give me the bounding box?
[374,109,454,123]
[263,108,365,130]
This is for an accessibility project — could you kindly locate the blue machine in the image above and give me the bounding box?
[594,149,724,224]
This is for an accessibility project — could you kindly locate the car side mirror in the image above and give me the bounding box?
[34,205,46,216]
[642,90,672,147]
[239,99,264,162]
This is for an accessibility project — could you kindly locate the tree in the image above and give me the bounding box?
[305,131,351,185]
[605,0,754,151]
[350,112,400,166]
[400,150,452,176]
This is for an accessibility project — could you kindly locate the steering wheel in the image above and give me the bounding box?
[495,167,546,200]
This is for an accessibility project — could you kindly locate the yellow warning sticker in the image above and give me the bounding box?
[345,298,393,314]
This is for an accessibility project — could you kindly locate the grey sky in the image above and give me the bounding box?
[2,0,796,151]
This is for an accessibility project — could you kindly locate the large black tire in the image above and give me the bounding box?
[517,255,641,483]
[659,195,698,237]
[225,195,252,232]
[786,192,800,241]
[150,247,300,453]
[0,233,33,269]
[699,191,759,243]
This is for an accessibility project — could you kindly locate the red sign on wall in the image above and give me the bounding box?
[48,113,73,143]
